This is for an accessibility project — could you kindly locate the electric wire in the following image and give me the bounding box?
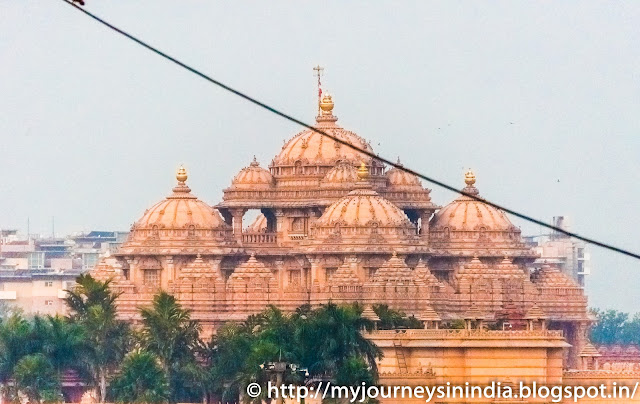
[58,0,640,260]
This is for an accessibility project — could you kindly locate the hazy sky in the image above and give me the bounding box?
[1,2,639,311]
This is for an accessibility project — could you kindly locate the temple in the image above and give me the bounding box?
[92,86,637,396]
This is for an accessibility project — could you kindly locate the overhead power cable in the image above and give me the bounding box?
[58,0,640,261]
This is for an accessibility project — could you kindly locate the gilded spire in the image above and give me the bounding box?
[462,168,480,196]
[176,165,188,184]
[464,169,476,186]
[171,165,193,197]
[319,93,334,115]
[357,161,369,180]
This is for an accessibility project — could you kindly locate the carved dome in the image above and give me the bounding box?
[316,187,412,228]
[311,171,420,248]
[429,170,532,257]
[430,171,516,232]
[230,157,274,189]
[386,159,422,189]
[124,167,231,251]
[272,95,375,168]
[321,161,359,188]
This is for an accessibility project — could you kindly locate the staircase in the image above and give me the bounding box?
[393,340,408,373]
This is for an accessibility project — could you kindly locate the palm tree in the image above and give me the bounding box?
[34,315,87,378]
[0,313,34,399]
[12,353,61,404]
[297,303,382,384]
[65,273,120,321]
[110,351,169,404]
[139,291,201,403]
[373,304,422,330]
[64,274,130,402]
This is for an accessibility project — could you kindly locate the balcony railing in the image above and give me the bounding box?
[242,232,278,245]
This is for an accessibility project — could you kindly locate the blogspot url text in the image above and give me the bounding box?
[246,380,639,403]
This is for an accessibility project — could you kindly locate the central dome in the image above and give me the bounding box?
[272,94,374,168]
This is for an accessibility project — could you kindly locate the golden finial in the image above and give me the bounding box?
[464,168,476,186]
[319,93,334,115]
[357,161,368,180]
[176,165,188,183]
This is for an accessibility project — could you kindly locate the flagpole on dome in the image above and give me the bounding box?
[313,65,324,115]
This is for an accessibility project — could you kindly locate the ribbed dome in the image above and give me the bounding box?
[126,167,231,249]
[430,172,515,232]
[321,161,359,188]
[136,176,226,230]
[386,160,422,189]
[272,95,373,167]
[315,188,412,227]
[231,157,274,189]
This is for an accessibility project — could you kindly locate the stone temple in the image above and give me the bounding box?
[93,91,611,382]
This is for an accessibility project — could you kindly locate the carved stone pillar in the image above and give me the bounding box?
[346,255,361,280]
[275,259,285,299]
[308,256,323,286]
[419,210,432,243]
[229,209,246,242]
[126,257,137,283]
[274,209,286,245]
[571,321,589,370]
[165,256,174,290]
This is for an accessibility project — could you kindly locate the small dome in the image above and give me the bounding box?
[321,161,359,188]
[125,167,231,250]
[231,157,274,189]
[135,167,227,230]
[430,171,516,232]
[315,188,412,228]
[386,159,422,189]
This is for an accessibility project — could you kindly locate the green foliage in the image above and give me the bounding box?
[1,275,390,404]
[443,319,466,330]
[0,313,35,384]
[139,291,202,403]
[12,353,61,403]
[372,304,423,330]
[65,274,130,403]
[207,302,383,402]
[590,308,640,345]
[110,351,169,404]
[0,312,86,402]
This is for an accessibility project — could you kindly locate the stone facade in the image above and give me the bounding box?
[93,93,598,372]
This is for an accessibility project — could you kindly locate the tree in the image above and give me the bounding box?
[65,274,130,403]
[373,304,422,330]
[0,313,35,399]
[295,303,381,385]
[110,351,169,404]
[590,309,629,344]
[34,315,87,378]
[139,291,201,403]
[207,321,257,402]
[13,354,61,404]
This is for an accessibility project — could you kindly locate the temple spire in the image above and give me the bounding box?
[313,65,324,113]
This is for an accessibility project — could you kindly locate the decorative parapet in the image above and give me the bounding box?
[564,369,640,378]
[242,232,277,244]
[368,329,564,339]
